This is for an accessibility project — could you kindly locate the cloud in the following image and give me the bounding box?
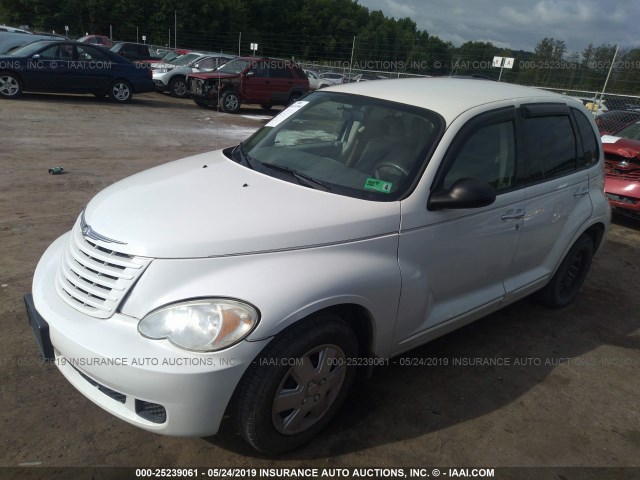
[357,0,640,52]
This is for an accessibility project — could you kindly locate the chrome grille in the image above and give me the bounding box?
[55,222,151,318]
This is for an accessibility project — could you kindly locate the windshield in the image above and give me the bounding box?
[616,121,640,141]
[8,41,49,56]
[238,91,443,201]
[216,58,251,74]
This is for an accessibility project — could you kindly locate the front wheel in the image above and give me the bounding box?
[220,90,240,113]
[109,80,133,103]
[233,314,358,454]
[535,235,594,308]
[0,71,22,98]
[169,76,187,98]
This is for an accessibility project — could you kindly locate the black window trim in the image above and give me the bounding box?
[430,106,517,196]
[516,105,583,186]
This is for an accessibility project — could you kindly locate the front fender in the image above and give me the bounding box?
[120,235,401,357]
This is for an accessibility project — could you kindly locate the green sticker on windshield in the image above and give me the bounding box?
[364,178,393,194]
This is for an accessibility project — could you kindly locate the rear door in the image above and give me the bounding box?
[72,45,114,92]
[267,63,295,104]
[503,104,593,299]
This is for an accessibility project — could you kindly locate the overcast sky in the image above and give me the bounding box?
[357,0,638,53]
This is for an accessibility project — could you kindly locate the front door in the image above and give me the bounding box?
[395,108,525,347]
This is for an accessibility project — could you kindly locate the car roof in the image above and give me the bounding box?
[326,77,579,124]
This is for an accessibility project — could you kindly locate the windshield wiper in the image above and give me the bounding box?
[233,142,258,170]
[262,163,331,191]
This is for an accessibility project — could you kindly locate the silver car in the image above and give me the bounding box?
[26,78,610,455]
[153,52,234,97]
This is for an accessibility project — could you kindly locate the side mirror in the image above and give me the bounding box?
[245,70,255,77]
[427,178,496,211]
[32,54,41,60]
[193,63,200,69]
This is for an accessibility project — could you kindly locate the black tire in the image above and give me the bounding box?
[109,79,133,103]
[535,235,594,308]
[169,76,187,98]
[220,90,240,113]
[233,313,358,454]
[0,71,22,98]
[261,104,272,110]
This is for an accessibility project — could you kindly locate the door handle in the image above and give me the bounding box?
[501,208,525,220]
[573,187,589,196]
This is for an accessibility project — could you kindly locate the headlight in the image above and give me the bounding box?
[138,299,259,352]
[155,68,168,74]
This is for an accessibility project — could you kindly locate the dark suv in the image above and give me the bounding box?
[111,42,152,61]
[187,56,310,113]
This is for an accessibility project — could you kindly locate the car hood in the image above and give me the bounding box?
[83,150,400,258]
[602,135,640,158]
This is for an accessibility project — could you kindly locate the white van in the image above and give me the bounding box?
[26,78,611,454]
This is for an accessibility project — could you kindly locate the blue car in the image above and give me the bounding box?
[0,40,155,102]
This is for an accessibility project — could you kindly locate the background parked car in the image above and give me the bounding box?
[304,69,331,89]
[0,30,65,54]
[0,40,154,102]
[187,56,309,113]
[602,135,640,219]
[110,42,153,62]
[77,34,112,49]
[318,71,344,85]
[0,25,31,33]
[154,53,234,97]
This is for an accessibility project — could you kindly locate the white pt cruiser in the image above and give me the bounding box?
[26,78,611,454]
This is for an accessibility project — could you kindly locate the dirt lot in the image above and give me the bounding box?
[1,92,639,475]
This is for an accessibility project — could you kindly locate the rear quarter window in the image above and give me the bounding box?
[571,108,599,167]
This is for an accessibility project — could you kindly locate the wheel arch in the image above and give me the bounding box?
[583,221,606,253]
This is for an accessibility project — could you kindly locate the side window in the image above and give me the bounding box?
[38,46,58,60]
[523,115,577,181]
[197,58,214,70]
[443,121,516,192]
[271,66,293,79]
[77,45,110,62]
[572,108,599,167]
[252,62,269,78]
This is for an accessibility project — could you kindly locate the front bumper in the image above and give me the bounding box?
[605,193,640,219]
[28,233,270,436]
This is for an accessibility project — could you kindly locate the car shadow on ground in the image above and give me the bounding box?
[203,233,640,458]
[13,92,198,110]
[612,212,640,231]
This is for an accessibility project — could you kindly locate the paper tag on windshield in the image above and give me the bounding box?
[601,135,622,144]
[364,178,392,194]
[265,101,309,128]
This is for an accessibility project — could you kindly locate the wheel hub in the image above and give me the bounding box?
[271,344,346,435]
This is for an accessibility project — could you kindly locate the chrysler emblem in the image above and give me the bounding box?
[80,212,126,245]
